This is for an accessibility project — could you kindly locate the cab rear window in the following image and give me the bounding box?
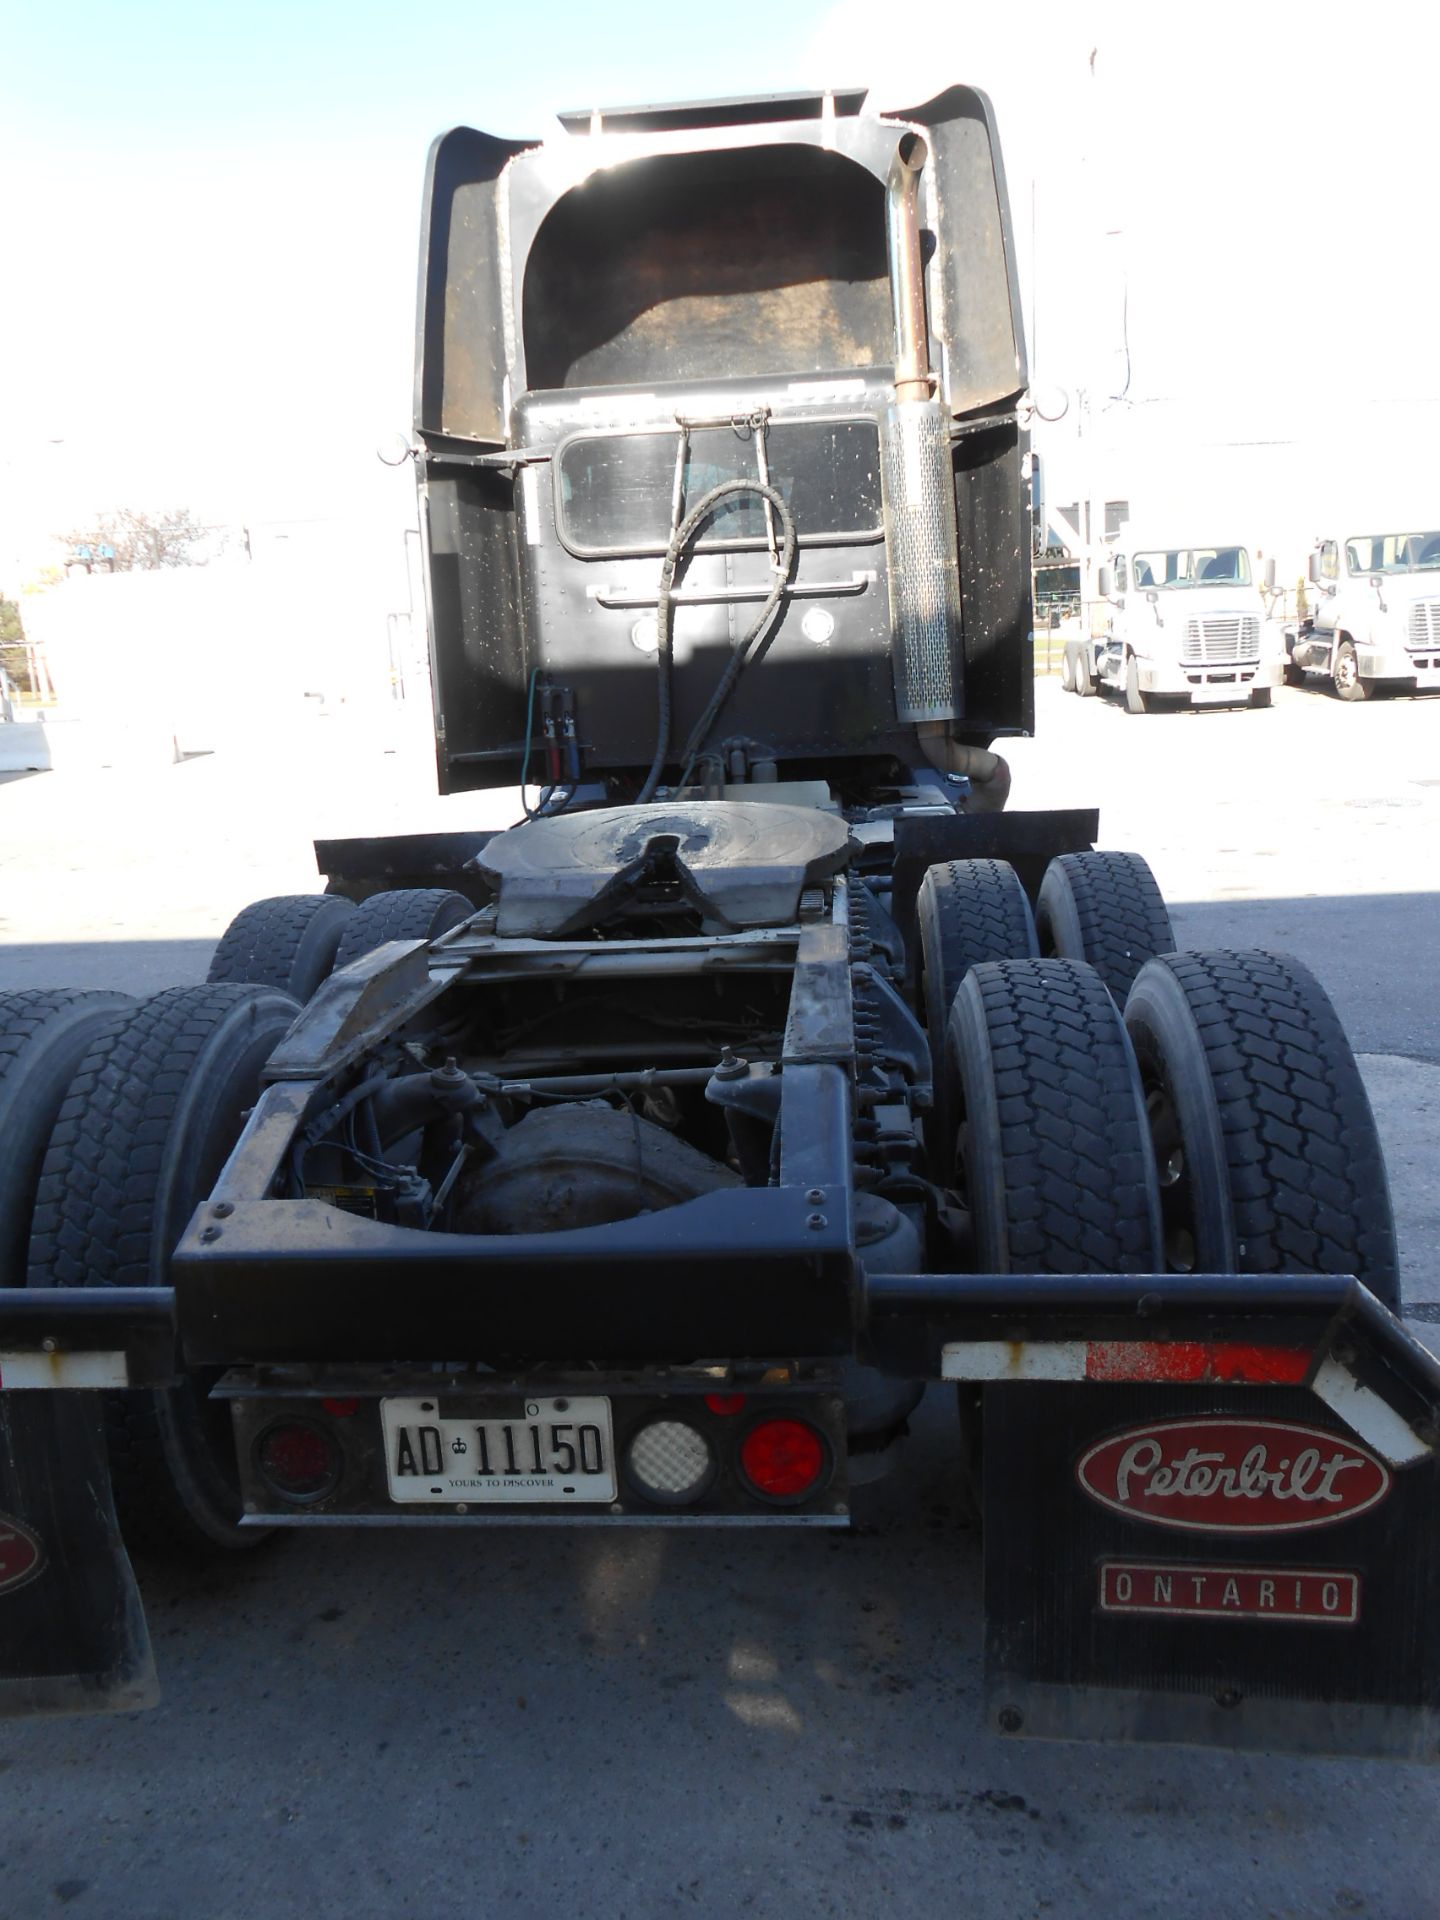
[555,419,881,555]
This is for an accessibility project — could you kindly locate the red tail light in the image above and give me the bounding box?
[254,1421,339,1502]
[704,1393,746,1417]
[740,1418,826,1500]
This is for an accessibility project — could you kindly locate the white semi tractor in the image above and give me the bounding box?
[1288,528,1440,701]
[1062,535,1279,714]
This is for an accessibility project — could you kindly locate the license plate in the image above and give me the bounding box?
[1192,683,1244,703]
[381,1396,616,1505]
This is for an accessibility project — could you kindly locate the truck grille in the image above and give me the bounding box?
[1407,601,1440,650]
[1181,616,1260,664]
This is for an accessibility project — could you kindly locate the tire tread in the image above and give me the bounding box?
[1040,851,1174,1005]
[0,990,133,1282]
[28,984,293,1555]
[0,988,123,1075]
[953,958,1160,1271]
[332,889,473,971]
[207,893,352,998]
[1142,950,1399,1301]
[918,860,1038,1015]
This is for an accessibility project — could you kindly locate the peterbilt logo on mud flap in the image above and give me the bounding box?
[0,1512,46,1596]
[1076,1418,1391,1534]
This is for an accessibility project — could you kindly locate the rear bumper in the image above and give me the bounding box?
[860,1270,1440,1464]
[6,1271,1439,1752]
[7,1269,1439,1458]
[166,1187,857,1368]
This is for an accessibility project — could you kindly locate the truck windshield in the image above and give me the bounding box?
[1344,532,1440,574]
[1130,547,1252,589]
[556,418,881,555]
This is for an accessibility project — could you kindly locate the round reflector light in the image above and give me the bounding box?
[740,1418,825,1500]
[255,1421,339,1502]
[626,1420,714,1505]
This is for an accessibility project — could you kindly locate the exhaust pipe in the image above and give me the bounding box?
[888,133,933,403]
[881,132,1009,809]
[913,730,1012,813]
[881,133,962,730]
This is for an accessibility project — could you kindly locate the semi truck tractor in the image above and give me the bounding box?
[1288,528,1440,700]
[2,87,1438,1761]
[1063,534,1280,712]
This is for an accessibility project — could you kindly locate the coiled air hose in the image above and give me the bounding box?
[637,478,797,804]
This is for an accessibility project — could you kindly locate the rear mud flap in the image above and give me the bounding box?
[0,1392,156,1717]
[983,1383,1440,1761]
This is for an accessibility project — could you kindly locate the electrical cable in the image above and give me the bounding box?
[637,478,797,804]
[516,666,575,821]
[1109,275,1132,406]
[518,666,542,819]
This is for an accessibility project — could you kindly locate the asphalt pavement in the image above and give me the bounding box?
[1,678,1438,1919]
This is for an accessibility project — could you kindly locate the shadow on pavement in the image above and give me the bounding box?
[4,890,1435,1062]
[1169,891,1440,1063]
[0,938,215,997]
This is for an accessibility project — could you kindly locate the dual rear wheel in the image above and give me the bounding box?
[0,886,479,1560]
[1,986,298,1556]
[207,887,474,1002]
[921,856,1399,1513]
[918,850,1174,1269]
[25,985,301,1555]
[921,853,1398,1306]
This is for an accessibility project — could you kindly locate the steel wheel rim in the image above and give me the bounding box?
[1143,1078,1197,1272]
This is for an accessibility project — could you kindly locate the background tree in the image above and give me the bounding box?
[0,595,33,694]
[60,506,214,571]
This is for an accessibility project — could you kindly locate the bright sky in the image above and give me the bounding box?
[3,0,1435,584]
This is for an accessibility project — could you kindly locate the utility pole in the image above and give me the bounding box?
[1084,49,1105,625]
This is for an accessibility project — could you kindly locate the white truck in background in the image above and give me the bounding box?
[1288,528,1440,701]
[1062,536,1279,714]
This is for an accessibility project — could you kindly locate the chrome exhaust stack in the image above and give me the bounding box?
[887,132,933,405]
[881,133,963,728]
[882,134,1009,807]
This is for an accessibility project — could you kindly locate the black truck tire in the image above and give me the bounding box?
[0,990,132,1286]
[331,888,474,971]
[1073,643,1096,697]
[1124,950,1400,1308]
[916,860,1038,1175]
[27,985,300,1555]
[944,957,1162,1270]
[207,893,355,1001]
[1059,648,1075,692]
[1333,639,1371,701]
[1036,850,1174,1008]
[1249,685,1273,709]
